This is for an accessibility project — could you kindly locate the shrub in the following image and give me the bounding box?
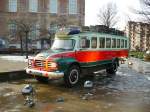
[144,52,150,62]
[129,51,144,59]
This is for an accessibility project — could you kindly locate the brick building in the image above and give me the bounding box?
[125,21,150,51]
[0,0,85,45]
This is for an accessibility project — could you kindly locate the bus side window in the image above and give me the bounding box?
[121,39,124,48]
[117,39,120,48]
[91,37,97,48]
[99,37,105,48]
[125,40,127,48]
[112,38,116,48]
[80,37,90,49]
[106,38,111,48]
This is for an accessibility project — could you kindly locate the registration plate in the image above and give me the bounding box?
[32,71,43,76]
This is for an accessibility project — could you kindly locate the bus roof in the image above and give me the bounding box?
[55,31,128,40]
[72,32,127,39]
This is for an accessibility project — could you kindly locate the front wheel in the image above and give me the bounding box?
[64,65,80,87]
[106,61,118,75]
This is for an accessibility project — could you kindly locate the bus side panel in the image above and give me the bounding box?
[75,49,128,64]
[119,50,129,58]
[75,49,128,74]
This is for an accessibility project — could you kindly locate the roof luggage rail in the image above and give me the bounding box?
[82,25,125,36]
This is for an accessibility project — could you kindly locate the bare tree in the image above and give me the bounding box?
[98,3,118,28]
[57,15,69,28]
[9,18,36,58]
[137,0,150,22]
[39,27,55,48]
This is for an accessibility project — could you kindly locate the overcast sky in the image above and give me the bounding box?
[85,0,142,30]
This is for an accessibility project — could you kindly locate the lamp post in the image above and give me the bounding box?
[25,31,29,59]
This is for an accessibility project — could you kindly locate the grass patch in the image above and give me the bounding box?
[129,51,145,59]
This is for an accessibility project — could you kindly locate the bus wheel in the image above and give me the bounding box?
[36,76,49,83]
[106,61,118,75]
[64,65,80,88]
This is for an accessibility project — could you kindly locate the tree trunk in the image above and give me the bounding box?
[49,36,51,47]
[25,32,28,59]
[20,35,23,56]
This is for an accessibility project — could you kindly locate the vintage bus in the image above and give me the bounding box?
[26,31,129,87]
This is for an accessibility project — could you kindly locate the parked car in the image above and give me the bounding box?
[0,38,9,53]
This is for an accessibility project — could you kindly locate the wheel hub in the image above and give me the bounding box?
[69,69,79,84]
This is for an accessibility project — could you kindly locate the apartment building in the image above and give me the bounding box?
[125,21,150,51]
[0,0,85,42]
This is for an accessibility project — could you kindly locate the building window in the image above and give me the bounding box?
[8,0,17,12]
[69,0,77,14]
[8,23,17,37]
[29,0,38,12]
[59,0,67,14]
[49,0,58,13]
[18,0,27,12]
[29,24,39,40]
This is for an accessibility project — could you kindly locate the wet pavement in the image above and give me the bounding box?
[0,59,26,72]
[0,63,150,112]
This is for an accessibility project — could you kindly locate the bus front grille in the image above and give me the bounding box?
[35,60,46,67]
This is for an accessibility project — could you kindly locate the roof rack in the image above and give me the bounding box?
[82,25,125,36]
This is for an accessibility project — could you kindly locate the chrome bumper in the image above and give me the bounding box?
[26,68,64,79]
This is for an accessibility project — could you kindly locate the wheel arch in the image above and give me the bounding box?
[112,57,119,66]
[63,61,81,87]
[68,62,81,73]
[56,58,81,73]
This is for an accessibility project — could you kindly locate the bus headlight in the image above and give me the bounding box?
[50,62,57,68]
[28,59,33,68]
[28,59,32,65]
[47,61,58,70]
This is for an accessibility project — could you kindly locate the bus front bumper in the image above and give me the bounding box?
[26,68,64,79]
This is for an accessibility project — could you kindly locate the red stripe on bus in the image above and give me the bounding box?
[51,50,128,63]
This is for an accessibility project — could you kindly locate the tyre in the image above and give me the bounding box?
[36,76,49,83]
[106,60,118,74]
[64,65,80,87]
